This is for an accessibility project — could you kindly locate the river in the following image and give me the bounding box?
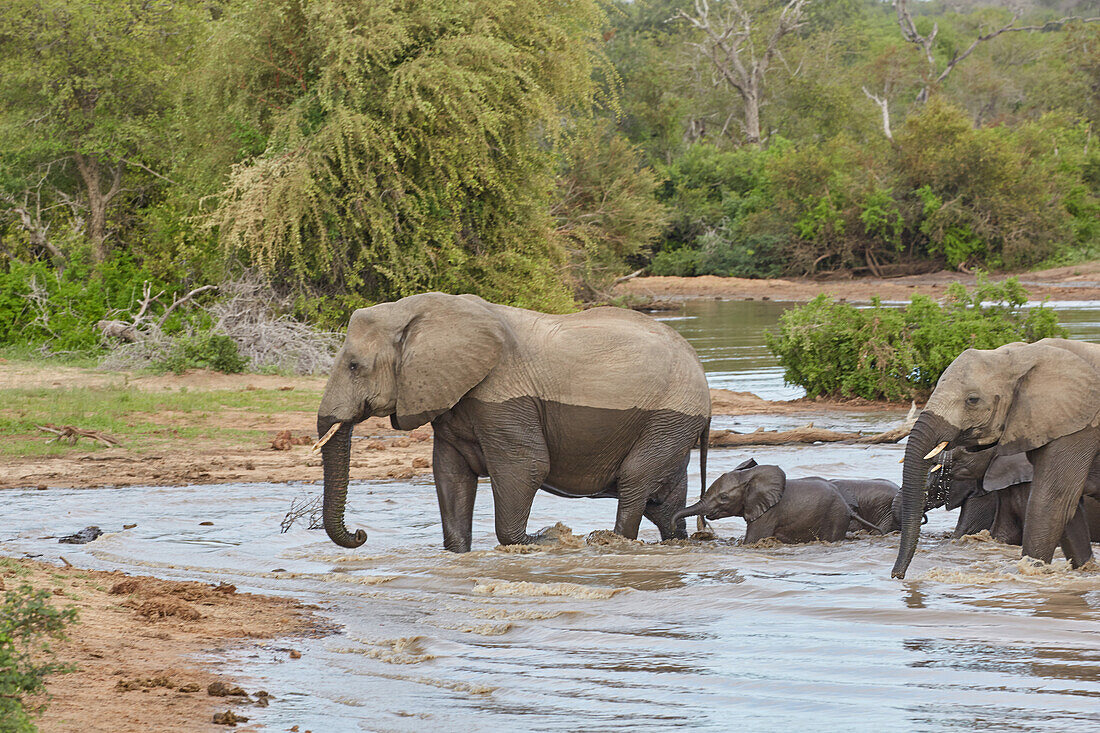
[5,300,1100,732]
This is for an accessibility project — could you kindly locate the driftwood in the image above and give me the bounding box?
[708,403,918,447]
[37,424,120,447]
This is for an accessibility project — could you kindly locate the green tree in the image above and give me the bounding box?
[0,0,200,263]
[199,0,613,312]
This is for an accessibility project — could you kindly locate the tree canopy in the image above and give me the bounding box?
[1,0,1099,335]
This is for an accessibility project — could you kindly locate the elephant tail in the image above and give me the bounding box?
[850,510,884,534]
[697,418,710,532]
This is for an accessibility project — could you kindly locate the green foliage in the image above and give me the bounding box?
[197,0,615,312]
[158,332,249,375]
[650,247,700,276]
[0,255,184,351]
[0,584,76,729]
[765,277,1067,401]
[0,0,200,261]
[552,121,668,297]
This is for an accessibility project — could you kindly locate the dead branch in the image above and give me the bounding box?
[280,494,323,533]
[861,86,893,141]
[155,285,217,328]
[37,424,121,447]
[709,406,917,447]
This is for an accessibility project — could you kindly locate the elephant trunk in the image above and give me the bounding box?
[674,500,707,526]
[318,416,367,548]
[892,412,953,579]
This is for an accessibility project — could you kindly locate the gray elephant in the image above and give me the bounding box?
[929,448,1100,548]
[894,338,1100,578]
[832,478,902,534]
[316,293,711,552]
[673,459,881,543]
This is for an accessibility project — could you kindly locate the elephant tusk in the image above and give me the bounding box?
[929,463,942,473]
[923,441,949,460]
[311,422,343,454]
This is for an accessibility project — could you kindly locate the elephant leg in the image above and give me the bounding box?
[642,464,689,541]
[1058,500,1094,568]
[614,445,691,540]
[433,438,479,553]
[1022,430,1098,563]
[955,493,997,538]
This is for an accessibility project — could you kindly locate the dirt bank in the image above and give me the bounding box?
[5,558,317,732]
[612,262,1100,303]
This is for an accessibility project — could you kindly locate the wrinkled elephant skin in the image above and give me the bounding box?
[317,293,711,551]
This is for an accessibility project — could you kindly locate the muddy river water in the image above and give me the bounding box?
[6,301,1100,731]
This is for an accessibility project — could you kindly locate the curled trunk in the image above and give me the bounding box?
[318,418,367,548]
[892,412,953,579]
[673,500,707,526]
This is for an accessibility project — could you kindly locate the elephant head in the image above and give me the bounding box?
[893,340,1100,578]
[673,458,783,524]
[316,293,505,548]
[929,447,1034,537]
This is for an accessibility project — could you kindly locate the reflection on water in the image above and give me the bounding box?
[5,300,1100,730]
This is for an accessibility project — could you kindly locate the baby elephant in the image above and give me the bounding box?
[832,478,902,534]
[674,459,880,544]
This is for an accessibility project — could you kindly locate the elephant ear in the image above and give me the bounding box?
[997,343,1100,455]
[735,458,758,471]
[743,466,784,523]
[982,453,1033,492]
[393,294,506,430]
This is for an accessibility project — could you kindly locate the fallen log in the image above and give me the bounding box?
[37,424,121,447]
[708,405,917,448]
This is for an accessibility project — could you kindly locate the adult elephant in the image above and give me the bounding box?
[893,338,1100,578]
[316,293,711,552]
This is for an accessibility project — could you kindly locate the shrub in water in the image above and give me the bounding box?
[764,277,1067,401]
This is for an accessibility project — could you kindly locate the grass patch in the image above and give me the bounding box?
[0,383,322,456]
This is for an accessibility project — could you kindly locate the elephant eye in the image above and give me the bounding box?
[965,394,980,406]
[348,361,359,372]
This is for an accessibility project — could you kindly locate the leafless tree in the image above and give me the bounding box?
[677,0,812,145]
[895,0,1100,103]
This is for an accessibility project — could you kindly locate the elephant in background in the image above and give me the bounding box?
[894,338,1100,578]
[673,459,881,544]
[316,293,711,552]
[929,448,1100,549]
[832,478,902,534]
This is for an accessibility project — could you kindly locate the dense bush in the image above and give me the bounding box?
[764,277,1067,401]
[158,332,249,375]
[0,582,76,730]
[0,255,184,351]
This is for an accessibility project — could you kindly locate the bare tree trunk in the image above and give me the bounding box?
[679,0,810,146]
[73,152,122,263]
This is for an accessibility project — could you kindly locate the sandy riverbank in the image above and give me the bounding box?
[612,262,1100,303]
[5,558,317,732]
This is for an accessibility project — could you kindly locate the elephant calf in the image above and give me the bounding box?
[929,448,1100,558]
[674,459,880,544]
[832,478,902,534]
